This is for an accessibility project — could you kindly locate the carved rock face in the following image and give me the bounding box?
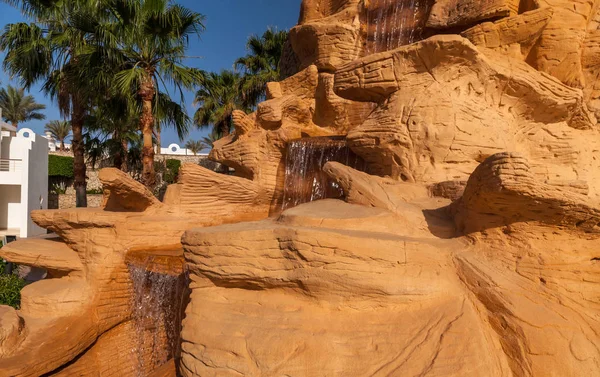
[213,1,600,202]
[336,35,600,199]
[3,1,600,376]
[180,158,600,376]
[178,1,600,376]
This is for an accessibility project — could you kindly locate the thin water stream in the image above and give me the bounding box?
[127,249,188,376]
[282,137,366,210]
[364,0,433,54]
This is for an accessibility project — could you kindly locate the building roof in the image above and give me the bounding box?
[0,121,16,132]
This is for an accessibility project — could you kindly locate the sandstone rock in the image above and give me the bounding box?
[298,0,360,24]
[266,65,319,100]
[583,1,600,120]
[427,0,520,29]
[453,152,600,234]
[0,238,83,277]
[334,35,600,199]
[278,37,302,79]
[99,168,162,212]
[529,0,598,89]
[290,21,361,71]
[0,306,23,358]
[0,160,272,375]
[3,0,600,375]
[313,72,374,131]
[429,180,467,201]
[181,199,502,376]
[181,158,600,375]
[460,8,553,59]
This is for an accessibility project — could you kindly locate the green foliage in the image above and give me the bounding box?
[48,154,74,178]
[0,273,26,309]
[86,188,103,195]
[45,120,71,150]
[0,243,26,309]
[194,70,246,137]
[185,140,207,155]
[235,28,289,108]
[164,159,181,184]
[50,181,68,195]
[0,85,46,127]
[194,27,288,140]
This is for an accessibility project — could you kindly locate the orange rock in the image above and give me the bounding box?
[2,1,600,376]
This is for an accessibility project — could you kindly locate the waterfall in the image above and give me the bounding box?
[282,137,366,210]
[127,251,188,376]
[365,0,433,54]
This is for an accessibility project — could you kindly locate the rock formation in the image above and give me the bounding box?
[1,0,600,376]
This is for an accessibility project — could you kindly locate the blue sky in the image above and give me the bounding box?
[0,0,301,146]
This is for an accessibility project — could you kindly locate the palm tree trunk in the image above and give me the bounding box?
[10,122,17,137]
[71,99,87,207]
[113,149,123,171]
[156,130,161,156]
[121,139,129,172]
[60,140,65,151]
[139,76,156,187]
[113,130,124,170]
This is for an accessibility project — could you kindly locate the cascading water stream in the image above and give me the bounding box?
[282,137,366,210]
[127,250,188,376]
[365,0,433,54]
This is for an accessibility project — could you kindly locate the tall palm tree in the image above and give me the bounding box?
[185,140,206,156]
[83,0,204,187]
[83,95,139,171]
[45,120,70,151]
[0,86,45,129]
[194,70,245,138]
[0,0,105,207]
[235,28,289,108]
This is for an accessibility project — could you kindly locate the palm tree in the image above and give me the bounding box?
[0,86,45,129]
[235,28,289,108]
[194,70,245,138]
[185,140,206,155]
[0,1,105,207]
[83,95,139,171]
[45,120,70,151]
[84,0,204,187]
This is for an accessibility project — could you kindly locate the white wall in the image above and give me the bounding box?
[0,129,48,237]
[0,136,9,159]
[22,132,48,237]
[0,185,21,229]
[161,143,190,155]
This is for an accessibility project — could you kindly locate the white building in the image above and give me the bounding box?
[45,131,71,152]
[159,143,208,157]
[0,124,48,238]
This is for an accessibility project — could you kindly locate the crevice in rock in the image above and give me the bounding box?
[519,0,539,14]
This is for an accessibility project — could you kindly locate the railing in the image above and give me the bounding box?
[0,159,22,172]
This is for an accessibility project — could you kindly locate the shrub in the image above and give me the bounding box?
[164,159,181,184]
[86,188,104,195]
[50,181,68,195]
[48,155,74,178]
[0,274,26,309]
[0,243,26,309]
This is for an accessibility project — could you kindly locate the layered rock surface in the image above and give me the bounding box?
[0,167,269,376]
[181,156,600,376]
[177,0,600,375]
[2,0,600,376]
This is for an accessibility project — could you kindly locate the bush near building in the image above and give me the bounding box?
[0,243,26,309]
[48,155,74,178]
